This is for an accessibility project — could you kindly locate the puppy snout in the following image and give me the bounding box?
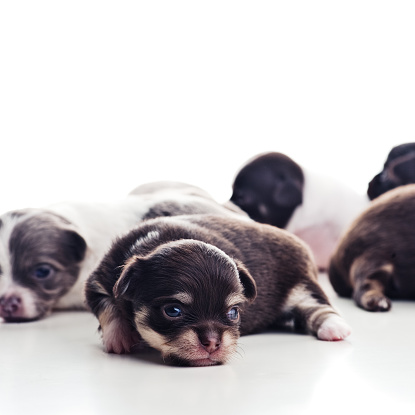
[199,332,221,353]
[0,295,22,317]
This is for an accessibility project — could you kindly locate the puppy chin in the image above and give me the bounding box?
[136,321,239,367]
[0,285,51,323]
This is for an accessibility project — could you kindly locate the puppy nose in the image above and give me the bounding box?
[199,333,221,353]
[0,295,22,317]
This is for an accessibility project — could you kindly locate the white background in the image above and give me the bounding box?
[1,1,414,213]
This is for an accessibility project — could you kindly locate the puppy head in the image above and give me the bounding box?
[0,210,87,322]
[231,152,304,228]
[368,143,415,200]
[113,239,257,366]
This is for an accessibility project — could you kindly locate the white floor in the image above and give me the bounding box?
[1,274,415,415]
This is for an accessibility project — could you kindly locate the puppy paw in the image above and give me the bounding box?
[317,314,351,341]
[360,293,391,312]
[102,319,142,354]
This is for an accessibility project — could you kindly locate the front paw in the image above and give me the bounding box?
[317,314,351,341]
[359,293,391,312]
[102,319,142,354]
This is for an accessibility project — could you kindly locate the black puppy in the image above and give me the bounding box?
[329,184,415,311]
[230,152,368,270]
[368,143,415,200]
[230,152,304,228]
[86,214,350,367]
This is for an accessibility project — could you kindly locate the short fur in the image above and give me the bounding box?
[85,214,351,367]
[0,181,245,322]
[329,184,415,311]
[368,143,415,200]
[231,152,368,269]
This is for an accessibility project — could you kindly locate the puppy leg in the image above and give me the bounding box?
[85,280,142,354]
[283,283,351,341]
[350,255,393,312]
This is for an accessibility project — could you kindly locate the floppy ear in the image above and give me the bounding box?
[272,178,303,208]
[113,256,144,301]
[62,229,87,263]
[234,259,257,304]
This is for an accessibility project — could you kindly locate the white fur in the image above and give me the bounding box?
[284,284,351,341]
[285,169,369,269]
[0,214,18,293]
[317,314,352,341]
[48,196,157,309]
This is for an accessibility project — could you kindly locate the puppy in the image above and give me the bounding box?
[329,184,415,311]
[368,142,415,200]
[85,214,351,366]
[230,152,368,269]
[130,180,248,218]
[0,182,244,322]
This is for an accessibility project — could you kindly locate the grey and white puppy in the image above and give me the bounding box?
[85,214,351,366]
[0,182,243,322]
[329,184,415,311]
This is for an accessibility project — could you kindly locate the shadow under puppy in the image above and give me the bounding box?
[85,214,351,367]
[230,152,368,270]
[329,184,415,311]
[0,182,245,322]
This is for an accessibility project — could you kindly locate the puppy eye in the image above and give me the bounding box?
[227,307,239,322]
[32,264,55,279]
[163,305,183,318]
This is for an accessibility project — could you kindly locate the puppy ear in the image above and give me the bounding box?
[113,256,143,301]
[367,172,382,200]
[62,229,87,263]
[235,259,257,304]
[40,212,87,263]
[272,179,303,208]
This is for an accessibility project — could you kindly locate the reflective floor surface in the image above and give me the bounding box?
[1,274,414,414]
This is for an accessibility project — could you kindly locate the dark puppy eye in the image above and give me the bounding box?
[227,307,239,322]
[163,305,183,318]
[32,264,55,279]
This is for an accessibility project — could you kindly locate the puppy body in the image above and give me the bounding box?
[329,184,415,311]
[231,152,368,269]
[130,180,248,218]
[86,214,351,366]
[0,182,246,322]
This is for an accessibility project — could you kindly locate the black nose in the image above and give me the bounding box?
[199,332,221,353]
[0,295,22,317]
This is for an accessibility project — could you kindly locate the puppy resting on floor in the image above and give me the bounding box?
[329,184,415,311]
[85,214,351,366]
[0,182,244,322]
[230,152,368,270]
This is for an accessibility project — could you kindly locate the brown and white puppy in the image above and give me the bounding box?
[85,214,351,367]
[329,184,415,311]
[0,182,245,322]
[231,152,368,270]
[368,142,415,200]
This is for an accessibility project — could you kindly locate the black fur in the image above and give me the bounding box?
[368,143,415,200]
[231,152,304,228]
